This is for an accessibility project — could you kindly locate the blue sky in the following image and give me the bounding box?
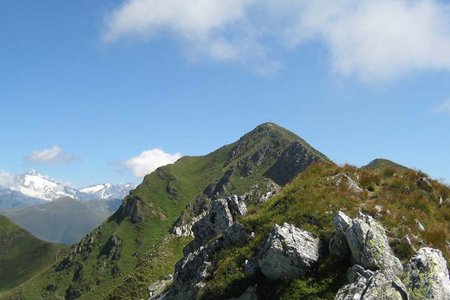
[1,0,450,187]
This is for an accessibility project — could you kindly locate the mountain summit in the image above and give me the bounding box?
[3,123,328,299]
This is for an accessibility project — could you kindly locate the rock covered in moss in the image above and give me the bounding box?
[405,247,450,300]
[258,223,321,281]
[334,211,403,275]
[335,269,408,300]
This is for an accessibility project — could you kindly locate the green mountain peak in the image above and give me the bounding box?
[3,123,328,300]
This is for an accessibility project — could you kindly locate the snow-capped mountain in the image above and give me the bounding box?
[79,183,136,200]
[13,170,83,201]
[0,170,135,209]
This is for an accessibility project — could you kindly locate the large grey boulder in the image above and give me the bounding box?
[258,223,321,280]
[405,247,450,300]
[335,269,408,300]
[334,211,403,275]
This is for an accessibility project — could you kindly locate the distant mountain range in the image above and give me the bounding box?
[0,170,135,211]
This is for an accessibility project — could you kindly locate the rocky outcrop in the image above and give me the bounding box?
[172,211,208,238]
[405,247,450,300]
[332,212,450,300]
[335,269,408,300]
[258,223,321,280]
[164,196,249,299]
[328,173,364,193]
[190,196,247,247]
[265,140,329,186]
[166,240,223,299]
[332,211,403,275]
[171,196,211,237]
[227,195,248,217]
[148,275,173,300]
[118,195,143,223]
[101,234,122,261]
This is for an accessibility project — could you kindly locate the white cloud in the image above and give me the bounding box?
[125,148,182,178]
[433,98,450,114]
[26,146,76,164]
[103,0,450,80]
[0,171,15,188]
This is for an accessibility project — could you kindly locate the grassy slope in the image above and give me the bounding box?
[3,123,323,300]
[0,216,66,294]
[201,162,450,300]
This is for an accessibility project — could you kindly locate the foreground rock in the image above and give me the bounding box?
[333,211,403,275]
[258,223,321,280]
[335,269,408,300]
[405,247,450,300]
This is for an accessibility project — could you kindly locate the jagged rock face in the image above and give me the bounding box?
[172,211,208,238]
[191,197,247,246]
[265,140,328,186]
[405,247,450,300]
[334,211,403,275]
[171,196,211,237]
[101,234,122,261]
[335,270,408,300]
[258,223,321,281]
[169,240,223,299]
[118,195,143,223]
[227,195,248,218]
[192,199,234,244]
[165,196,249,299]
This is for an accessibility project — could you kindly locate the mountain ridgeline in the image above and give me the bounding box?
[3,123,449,300]
[2,123,328,299]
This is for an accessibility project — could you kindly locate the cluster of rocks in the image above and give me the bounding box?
[155,195,250,299]
[331,211,450,300]
[150,203,450,300]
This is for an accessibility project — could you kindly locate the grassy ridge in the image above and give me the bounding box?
[200,162,450,299]
[2,123,324,299]
[0,215,66,294]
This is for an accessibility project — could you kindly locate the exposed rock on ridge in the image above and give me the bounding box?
[258,223,321,281]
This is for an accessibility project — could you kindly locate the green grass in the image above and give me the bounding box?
[200,162,450,299]
[0,215,66,294]
[2,123,325,299]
